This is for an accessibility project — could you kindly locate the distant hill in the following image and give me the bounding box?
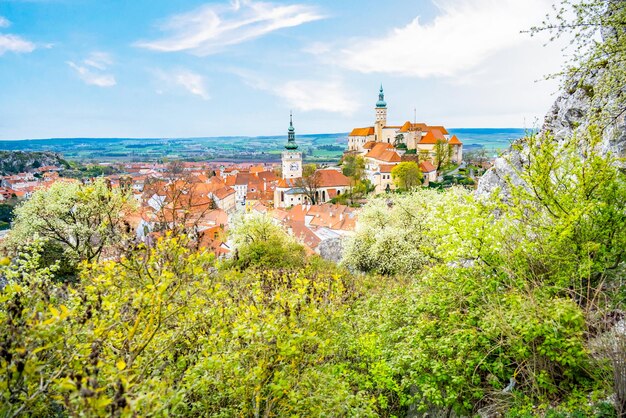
[0,151,69,175]
[0,130,524,163]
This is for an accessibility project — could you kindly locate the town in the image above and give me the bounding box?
[0,87,490,257]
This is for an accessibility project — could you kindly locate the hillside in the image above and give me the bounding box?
[0,151,69,175]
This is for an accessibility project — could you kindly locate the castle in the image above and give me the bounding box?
[347,85,462,160]
[347,86,463,192]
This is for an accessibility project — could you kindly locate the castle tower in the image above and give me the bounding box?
[281,112,302,179]
[375,84,387,142]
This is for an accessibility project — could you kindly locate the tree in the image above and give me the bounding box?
[532,0,626,125]
[393,134,406,148]
[391,161,423,190]
[463,148,490,166]
[144,162,216,242]
[341,154,365,181]
[0,234,378,417]
[0,203,14,224]
[228,214,307,270]
[296,163,322,205]
[433,139,452,172]
[341,155,371,204]
[5,179,135,264]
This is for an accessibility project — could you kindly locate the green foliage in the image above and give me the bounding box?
[0,204,16,224]
[434,139,453,172]
[60,163,121,179]
[343,188,478,275]
[227,214,307,271]
[342,154,366,181]
[5,178,136,266]
[391,161,423,190]
[506,130,626,306]
[533,0,626,124]
[0,235,380,417]
[342,126,624,414]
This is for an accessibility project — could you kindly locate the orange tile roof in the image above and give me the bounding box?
[448,135,462,145]
[276,178,300,189]
[315,169,350,188]
[363,141,377,150]
[379,164,395,173]
[428,125,449,135]
[420,161,436,173]
[418,131,439,145]
[249,164,265,174]
[349,127,375,136]
[399,122,428,133]
[256,171,279,182]
[365,142,401,163]
[213,186,235,200]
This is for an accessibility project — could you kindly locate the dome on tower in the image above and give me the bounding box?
[376,84,387,108]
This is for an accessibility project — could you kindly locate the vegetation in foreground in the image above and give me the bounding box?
[1,125,625,417]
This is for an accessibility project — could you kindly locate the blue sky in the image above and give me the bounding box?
[0,0,566,139]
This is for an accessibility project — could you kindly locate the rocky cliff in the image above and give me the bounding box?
[476,74,626,197]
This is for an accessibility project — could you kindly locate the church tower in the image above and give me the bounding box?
[281,112,302,179]
[375,84,387,142]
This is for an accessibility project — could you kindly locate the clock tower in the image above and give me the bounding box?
[281,112,302,179]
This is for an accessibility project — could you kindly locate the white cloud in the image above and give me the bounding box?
[278,80,358,114]
[0,34,36,55]
[83,51,113,70]
[337,0,555,78]
[155,69,210,99]
[67,52,116,87]
[234,69,358,114]
[0,16,10,28]
[135,0,324,55]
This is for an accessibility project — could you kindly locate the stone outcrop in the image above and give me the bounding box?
[0,151,68,176]
[318,237,344,263]
[476,73,626,197]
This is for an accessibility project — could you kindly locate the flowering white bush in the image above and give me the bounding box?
[343,187,497,276]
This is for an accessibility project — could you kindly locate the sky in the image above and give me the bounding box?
[0,0,569,139]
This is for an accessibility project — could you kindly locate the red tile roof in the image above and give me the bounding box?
[365,143,402,163]
[315,169,350,188]
[420,161,436,173]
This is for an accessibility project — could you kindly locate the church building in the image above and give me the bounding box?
[274,114,350,208]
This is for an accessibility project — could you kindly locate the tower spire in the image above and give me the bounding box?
[285,111,298,150]
[376,84,387,108]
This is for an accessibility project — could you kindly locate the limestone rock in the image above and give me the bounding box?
[317,237,344,263]
[476,74,626,198]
